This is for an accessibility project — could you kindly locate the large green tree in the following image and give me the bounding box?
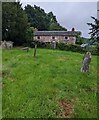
[47,12,66,31]
[25,5,67,31]
[87,16,99,44]
[25,5,50,30]
[2,2,28,45]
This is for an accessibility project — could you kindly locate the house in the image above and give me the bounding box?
[34,28,78,44]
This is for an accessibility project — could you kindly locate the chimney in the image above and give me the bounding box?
[72,28,75,31]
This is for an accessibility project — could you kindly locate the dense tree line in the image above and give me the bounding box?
[2,2,28,45]
[2,2,67,45]
[3,2,98,47]
[25,4,67,31]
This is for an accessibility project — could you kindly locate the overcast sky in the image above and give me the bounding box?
[21,2,97,38]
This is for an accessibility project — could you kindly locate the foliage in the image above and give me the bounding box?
[56,43,98,55]
[25,5,67,31]
[2,48,97,118]
[86,16,99,53]
[76,37,87,45]
[31,40,51,49]
[48,12,66,31]
[56,43,85,53]
[24,26,34,46]
[2,3,67,46]
[25,4,49,30]
[87,16,99,42]
[30,41,98,55]
[2,2,28,45]
[75,31,86,45]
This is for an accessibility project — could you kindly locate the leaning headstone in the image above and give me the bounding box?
[1,40,14,49]
[81,52,92,72]
[6,41,13,49]
[1,40,6,48]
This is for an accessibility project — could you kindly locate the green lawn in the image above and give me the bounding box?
[2,48,97,118]
[0,48,2,119]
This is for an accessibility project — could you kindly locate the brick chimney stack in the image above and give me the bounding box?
[72,28,75,31]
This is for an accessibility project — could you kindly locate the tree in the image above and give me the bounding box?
[47,11,67,31]
[76,37,86,45]
[81,16,99,73]
[26,26,34,41]
[87,16,99,44]
[85,16,99,52]
[25,5,67,31]
[76,31,83,45]
[25,4,49,30]
[2,2,28,45]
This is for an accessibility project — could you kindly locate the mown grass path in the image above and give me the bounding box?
[2,48,97,118]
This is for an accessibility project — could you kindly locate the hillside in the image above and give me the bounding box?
[2,48,97,118]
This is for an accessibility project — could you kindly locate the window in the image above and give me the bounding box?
[64,37,68,43]
[52,36,55,39]
[65,36,68,39]
[37,36,40,39]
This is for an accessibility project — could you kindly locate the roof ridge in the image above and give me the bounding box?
[34,31,75,32]
[34,31,77,36]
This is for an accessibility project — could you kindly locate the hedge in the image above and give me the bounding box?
[30,41,98,55]
[56,42,98,55]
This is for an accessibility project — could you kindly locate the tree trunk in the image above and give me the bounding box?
[81,52,92,72]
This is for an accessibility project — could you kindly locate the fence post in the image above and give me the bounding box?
[34,44,37,58]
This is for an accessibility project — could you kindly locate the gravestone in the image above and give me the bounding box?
[81,52,92,72]
[6,41,13,49]
[1,40,13,49]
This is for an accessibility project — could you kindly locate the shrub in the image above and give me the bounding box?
[32,41,51,49]
[90,45,98,55]
[56,43,85,53]
[56,42,98,55]
[31,41,98,55]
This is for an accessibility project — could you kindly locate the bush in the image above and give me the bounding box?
[56,43,85,53]
[90,45,99,55]
[32,41,51,49]
[56,42,98,55]
[31,41,98,55]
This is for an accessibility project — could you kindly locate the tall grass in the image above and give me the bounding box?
[2,48,97,118]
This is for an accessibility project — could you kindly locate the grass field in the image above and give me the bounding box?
[2,48,97,118]
[0,49,2,119]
